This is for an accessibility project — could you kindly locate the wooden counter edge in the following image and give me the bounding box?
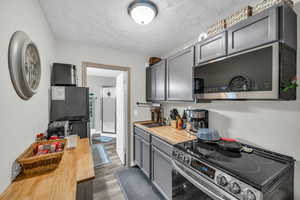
[134,121,196,145]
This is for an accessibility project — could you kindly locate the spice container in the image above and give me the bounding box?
[177,118,183,130]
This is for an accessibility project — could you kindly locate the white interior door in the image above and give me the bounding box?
[102,87,116,133]
[116,72,127,164]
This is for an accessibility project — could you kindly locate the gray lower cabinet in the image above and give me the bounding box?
[195,31,227,64]
[166,46,194,101]
[141,139,151,178]
[151,146,173,200]
[134,127,151,178]
[134,127,174,199]
[76,179,93,200]
[134,135,142,168]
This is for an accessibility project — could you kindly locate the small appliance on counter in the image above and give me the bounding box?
[51,63,77,86]
[47,121,71,139]
[186,109,208,132]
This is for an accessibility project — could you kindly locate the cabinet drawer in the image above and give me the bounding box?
[152,136,173,157]
[195,32,227,64]
[134,127,151,142]
[228,6,278,54]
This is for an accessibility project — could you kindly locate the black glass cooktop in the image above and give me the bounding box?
[175,140,291,189]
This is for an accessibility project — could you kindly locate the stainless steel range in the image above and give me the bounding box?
[172,140,294,200]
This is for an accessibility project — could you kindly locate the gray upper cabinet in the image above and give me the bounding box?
[154,61,166,101]
[228,5,297,54]
[195,31,227,65]
[228,6,278,54]
[166,46,194,101]
[146,60,166,101]
[146,67,154,101]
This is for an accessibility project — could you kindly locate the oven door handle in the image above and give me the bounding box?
[172,160,238,200]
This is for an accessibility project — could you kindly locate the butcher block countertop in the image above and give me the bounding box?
[134,121,196,145]
[0,138,95,200]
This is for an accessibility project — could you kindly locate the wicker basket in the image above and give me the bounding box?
[226,6,253,28]
[17,139,66,176]
[253,0,294,15]
[207,19,226,36]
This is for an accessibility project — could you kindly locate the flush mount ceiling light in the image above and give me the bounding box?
[128,1,158,25]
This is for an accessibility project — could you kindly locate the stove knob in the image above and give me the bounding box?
[178,153,183,161]
[217,175,228,187]
[173,151,178,157]
[229,182,241,194]
[184,156,190,164]
[243,189,256,200]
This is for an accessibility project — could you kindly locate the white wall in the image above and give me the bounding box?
[162,3,300,199]
[0,0,55,193]
[54,39,151,164]
[87,75,116,132]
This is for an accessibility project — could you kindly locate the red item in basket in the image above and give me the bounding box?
[220,137,237,142]
[49,136,59,140]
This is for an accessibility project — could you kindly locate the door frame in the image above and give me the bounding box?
[82,62,131,167]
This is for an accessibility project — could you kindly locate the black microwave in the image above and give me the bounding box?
[51,63,77,86]
[193,42,296,101]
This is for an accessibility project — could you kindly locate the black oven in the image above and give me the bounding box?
[172,167,214,200]
[193,42,296,100]
[172,160,238,200]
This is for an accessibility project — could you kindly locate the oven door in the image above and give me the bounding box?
[193,42,279,100]
[172,160,238,200]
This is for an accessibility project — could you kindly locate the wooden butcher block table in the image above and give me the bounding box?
[0,138,95,200]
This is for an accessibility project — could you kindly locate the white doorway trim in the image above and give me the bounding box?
[82,62,131,167]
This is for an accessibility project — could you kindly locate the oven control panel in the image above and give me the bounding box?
[172,149,263,200]
[190,158,215,180]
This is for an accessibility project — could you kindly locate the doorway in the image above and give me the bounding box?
[82,62,130,166]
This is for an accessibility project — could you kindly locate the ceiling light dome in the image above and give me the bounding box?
[128,1,158,25]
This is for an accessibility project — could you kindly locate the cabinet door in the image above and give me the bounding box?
[195,31,227,64]
[228,7,278,54]
[153,61,166,101]
[166,46,194,101]
[151,146,172,200]
[134,135,142,167]
[146,67,153,101]
[141,139,151,178]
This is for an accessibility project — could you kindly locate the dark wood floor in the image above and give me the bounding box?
[93,139,125,200]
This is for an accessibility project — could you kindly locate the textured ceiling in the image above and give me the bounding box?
[39,0,259,56]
